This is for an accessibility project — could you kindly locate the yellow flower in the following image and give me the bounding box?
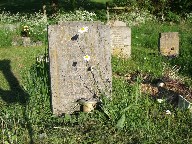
[23,25,29,31]
[24,25,28,29]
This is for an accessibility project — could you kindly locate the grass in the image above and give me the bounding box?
[91,0,112,3]
[0,20,192,143]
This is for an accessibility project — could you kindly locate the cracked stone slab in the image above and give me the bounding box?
[48,22,112,115]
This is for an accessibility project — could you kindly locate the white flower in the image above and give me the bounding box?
[78,26,88,34]
[90,66,94,71]
[83,55,90,61]
[165,110,171,115]
[157,99,164,103]
[157,81,165,87]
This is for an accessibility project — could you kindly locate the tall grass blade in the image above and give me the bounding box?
[116,113,125,129]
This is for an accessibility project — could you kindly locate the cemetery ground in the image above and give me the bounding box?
[0,22,192,143]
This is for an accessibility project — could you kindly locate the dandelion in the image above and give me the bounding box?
[23,25,29,31]
[78,26,88,34]
[83,55,90,62]
[21,25,30,37]
[157,99,164,103]
[165,110,171,115]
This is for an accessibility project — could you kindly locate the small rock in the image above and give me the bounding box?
[39,133,47,139]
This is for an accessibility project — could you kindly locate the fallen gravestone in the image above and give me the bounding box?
[48,22,112,115]
[107,20,131,58]
[0,23,20,31]
[159,32,179,56]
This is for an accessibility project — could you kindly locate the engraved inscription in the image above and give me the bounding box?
[111,26,131,58]
[159,32,179,56]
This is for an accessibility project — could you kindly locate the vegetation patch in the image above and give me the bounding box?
[0,1,192,143]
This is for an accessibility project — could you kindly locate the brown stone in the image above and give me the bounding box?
[159,32,179,56]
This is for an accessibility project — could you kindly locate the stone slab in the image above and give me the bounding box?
[106,20,127,27]
[48,22,112,115]
[159,32,179,56]
[0,23,20,31]
[110,26,131,58]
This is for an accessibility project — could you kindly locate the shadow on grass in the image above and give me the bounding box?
[0,59,34,144]
[0,60,28,104]
[0,0,106,14]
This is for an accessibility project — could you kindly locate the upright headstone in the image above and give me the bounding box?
[48,22,112,115]
[159,32,179,56]
[107,20,131,58]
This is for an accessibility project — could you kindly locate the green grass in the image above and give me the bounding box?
[0,46,45,85]
[91,0,112,3]
[0,20,192,143]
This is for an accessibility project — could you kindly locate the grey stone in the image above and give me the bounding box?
[39,133,47,139]
[0,23,20,31]
[48,22,112,115]
[12,36,22,46]
[106,20,126,27]
[159,32,179,56]
[22,37,31,47]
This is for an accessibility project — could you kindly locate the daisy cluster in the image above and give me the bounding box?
[116,7,157,26]
[76,26,91,62]
[52,10,97,23]
[0,9,97,42]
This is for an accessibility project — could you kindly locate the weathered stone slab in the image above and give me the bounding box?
[22,37,31,47]
[106,20,127,27]
[159,32,179,56]
[110,26,131,58]
[48,22,112,115]
[0,23,20,31]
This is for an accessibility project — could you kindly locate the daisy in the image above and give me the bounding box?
[78,26,89,34]
[157,99,164,103]
[83,55,90,62]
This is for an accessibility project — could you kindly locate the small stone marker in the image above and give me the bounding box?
[107,20,131,58]
[22,37,31,47]
[0,23,20,31]
[48,22,112,115]
[159,32,179,56]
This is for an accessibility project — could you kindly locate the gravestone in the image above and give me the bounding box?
[107,20,131,58]
[106,20,127,27]
[48,22,112,115]
[0,23,20,31]
[159,32,179,56]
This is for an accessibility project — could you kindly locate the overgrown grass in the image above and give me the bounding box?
[1,56,191,143]
[132,21,192,78]
[0,11,192,143]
